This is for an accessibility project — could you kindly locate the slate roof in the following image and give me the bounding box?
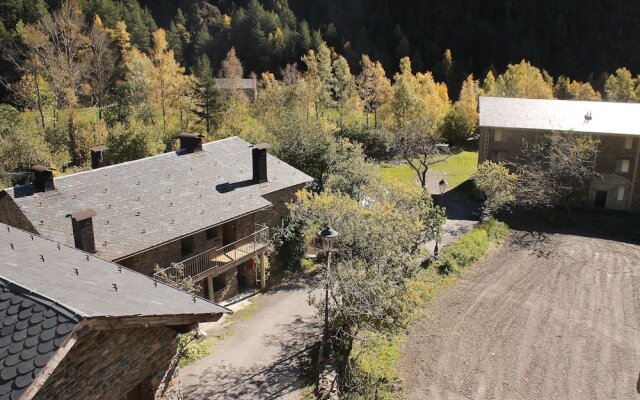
[0,279,78,400]
[479,96,640,136]
[2,136,312,261]
[215,78,257,90]
[0,223,230,318]
[0,222,230,400]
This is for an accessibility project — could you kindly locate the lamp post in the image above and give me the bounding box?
[318,226,338,358]
[434,179,448,258]
[439,178,448,207]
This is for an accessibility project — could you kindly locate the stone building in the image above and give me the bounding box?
[478,96,640,212]
[0,136,312,302]
[214,78,258,102]
[0,222,230,400]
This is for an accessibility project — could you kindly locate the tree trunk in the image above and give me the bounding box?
[33,74,46,131]
[68,111,78,166]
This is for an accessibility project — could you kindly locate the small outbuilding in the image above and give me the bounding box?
[0,222,230,400]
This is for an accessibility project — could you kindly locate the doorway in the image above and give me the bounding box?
[222,222,236,246]
[594,190,607,208]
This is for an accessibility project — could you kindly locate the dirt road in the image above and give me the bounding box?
[180,274,320,400]
[401,232,640,399]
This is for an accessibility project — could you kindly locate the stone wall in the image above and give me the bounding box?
[34,326,181,400]
[0,191,38,233]
[118,183,305,277]
[479,128,640,211]
[117,224,226,276]
[213,268,239,302]
[260,183,306,228]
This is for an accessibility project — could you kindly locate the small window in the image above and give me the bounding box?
[617,186,625,201]
[181,237,194,256]
[618,159,630,173]
[205,227,218,240]
[494,129,503,142]
[624,137,633,149]
[491,150,505,162]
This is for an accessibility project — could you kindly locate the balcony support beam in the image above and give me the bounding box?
[207,275,215,301]
[259,253,266,289]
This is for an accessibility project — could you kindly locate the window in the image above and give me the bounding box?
[205,227,218,240]
[624,136,633,149]
[617,159,630,173]
[494,129,503,142]
[617,186,625,202]
[491,150,506,162]
[181,237,194,256]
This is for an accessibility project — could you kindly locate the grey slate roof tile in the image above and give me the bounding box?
[3,136,312,261]
[1,223,230,318]
[479,96,640,136]
[0,283,77,400]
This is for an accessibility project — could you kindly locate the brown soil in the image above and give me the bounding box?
[400,231,640,400]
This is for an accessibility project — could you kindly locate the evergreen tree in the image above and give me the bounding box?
[604,68,637,102]
[192,55,220,136]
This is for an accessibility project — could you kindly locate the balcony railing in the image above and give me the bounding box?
[154,225,269,284]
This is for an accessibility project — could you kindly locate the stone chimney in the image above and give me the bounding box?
[178,134,203,154]
[30,166,54,192]
[90,146,109,169]
[252,144,269,184]
[66,209,97,253]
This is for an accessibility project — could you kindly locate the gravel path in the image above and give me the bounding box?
[180,274,321,400]
[401,231,640,400]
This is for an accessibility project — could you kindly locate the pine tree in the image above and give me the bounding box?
[192,55,220,136]
[605,68,637,102]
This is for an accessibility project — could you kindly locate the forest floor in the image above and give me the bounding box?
[400,230,640,399]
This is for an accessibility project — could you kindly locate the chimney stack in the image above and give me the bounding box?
[66,209,97,254]
[90,146,109,169]
[252,144,269,184]
[178,134,202,154]
[30,166,54,192]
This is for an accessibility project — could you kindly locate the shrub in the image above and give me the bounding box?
[271,214,307,271]
[336,125,393,160]
[439,110,473,144]
[434,220,508,275]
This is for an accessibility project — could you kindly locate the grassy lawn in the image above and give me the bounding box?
[380,150,479,190]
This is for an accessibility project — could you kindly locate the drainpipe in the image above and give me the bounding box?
[628,138,640,211]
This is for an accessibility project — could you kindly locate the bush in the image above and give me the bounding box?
[434,220,508,275]
[336,125,393,160]
[439,110,473,144]
[271,215,307,271]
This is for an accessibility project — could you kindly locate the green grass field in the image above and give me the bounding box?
[380,150,479,189]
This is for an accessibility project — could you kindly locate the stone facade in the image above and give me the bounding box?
[118,183,304,279]
[34,326,181,400]
[259,183,306,228]
[0,192,37,233]
[478,128,640,212]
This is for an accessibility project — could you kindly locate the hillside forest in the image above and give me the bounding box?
[2,0,640,188]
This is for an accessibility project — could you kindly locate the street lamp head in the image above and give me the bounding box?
[318,226,339,252]
[439,179,448,194]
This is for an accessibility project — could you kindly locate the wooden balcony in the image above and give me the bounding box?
[154,225,269,284]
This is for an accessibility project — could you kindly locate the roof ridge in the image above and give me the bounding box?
[0,276,83,322]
